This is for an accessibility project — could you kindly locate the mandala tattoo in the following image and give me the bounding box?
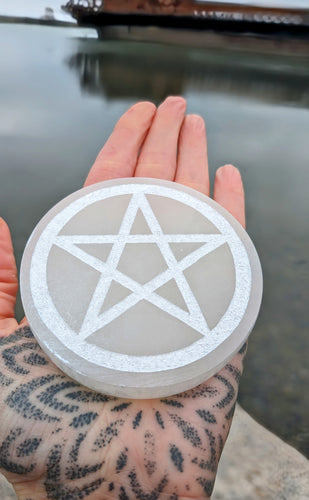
[0,327,245,499]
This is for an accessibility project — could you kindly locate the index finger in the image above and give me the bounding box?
[84,101,156,187]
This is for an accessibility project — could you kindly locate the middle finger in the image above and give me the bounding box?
[135,96,186,180]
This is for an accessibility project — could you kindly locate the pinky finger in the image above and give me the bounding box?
[213,165,245,228]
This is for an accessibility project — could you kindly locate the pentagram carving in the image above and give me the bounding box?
[21,179,262,397]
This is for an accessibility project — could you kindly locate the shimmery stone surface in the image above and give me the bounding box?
[20,178,262,398]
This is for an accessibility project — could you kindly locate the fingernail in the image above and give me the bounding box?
[217,165,242,187]
[161,96,187,109]
[186,114,205,131]
[128,101,156,116]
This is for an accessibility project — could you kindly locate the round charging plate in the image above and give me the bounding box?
[20,178,262,398]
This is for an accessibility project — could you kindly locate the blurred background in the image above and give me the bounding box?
[0,0,308,459]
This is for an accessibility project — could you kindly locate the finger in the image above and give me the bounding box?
[213,165,245,228]
[0,218,18,336]
[175,114,209,195]
[135,96,186,180]
[84,101,156,187]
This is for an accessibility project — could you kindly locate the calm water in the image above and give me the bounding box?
[0,23,308,457]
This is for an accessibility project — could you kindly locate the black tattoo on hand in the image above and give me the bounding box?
[0,325,244,499]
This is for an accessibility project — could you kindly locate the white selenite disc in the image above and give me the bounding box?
[20,178,262,398]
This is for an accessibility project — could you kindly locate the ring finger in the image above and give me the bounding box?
[175,114,209,196]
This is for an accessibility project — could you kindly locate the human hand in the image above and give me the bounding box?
[0,97,246,500]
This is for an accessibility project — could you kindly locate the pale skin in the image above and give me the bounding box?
[0,96,246,500]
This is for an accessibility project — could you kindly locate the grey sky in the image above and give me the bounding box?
[0,0,74,21]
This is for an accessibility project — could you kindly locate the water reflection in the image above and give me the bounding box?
[66,37,309,106]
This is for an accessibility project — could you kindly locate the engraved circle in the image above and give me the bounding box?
[29,182,251,373]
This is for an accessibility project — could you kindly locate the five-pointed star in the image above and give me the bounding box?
[54,193,227,340]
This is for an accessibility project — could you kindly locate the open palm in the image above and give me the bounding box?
[0,97,247,500]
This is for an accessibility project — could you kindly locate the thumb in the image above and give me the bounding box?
[0,218,18,336]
